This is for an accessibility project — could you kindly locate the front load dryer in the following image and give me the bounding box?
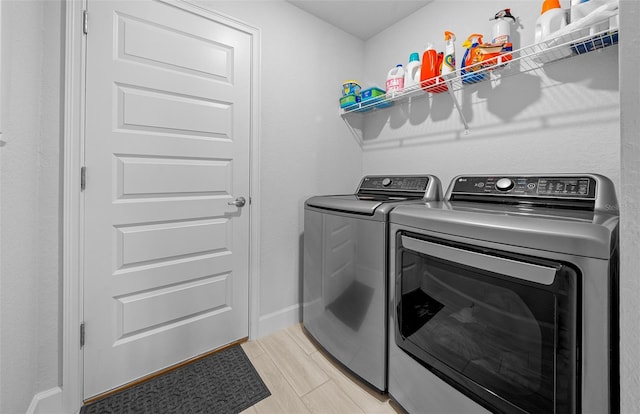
[388,174,619,414]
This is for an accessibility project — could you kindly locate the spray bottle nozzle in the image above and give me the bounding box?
[491,8,516,21]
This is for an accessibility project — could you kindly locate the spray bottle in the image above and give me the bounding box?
[490,9,516,44]
[441,31,456,79]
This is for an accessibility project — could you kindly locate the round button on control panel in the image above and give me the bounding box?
[495,178,514,192]
[382,178,392,187]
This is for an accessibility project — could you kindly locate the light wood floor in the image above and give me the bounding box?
[240,323,404,414]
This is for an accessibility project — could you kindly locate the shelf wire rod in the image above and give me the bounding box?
[445,78,469,134]
[341,115,364,147]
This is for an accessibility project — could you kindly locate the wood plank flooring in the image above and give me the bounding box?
[241,324,403,414]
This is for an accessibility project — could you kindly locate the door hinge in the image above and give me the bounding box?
[80,323,86,348]
[82,10,88,35]
[80,166,86,191]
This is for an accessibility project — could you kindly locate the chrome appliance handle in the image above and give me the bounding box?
[228,196,246,207]
[400,235,558,285]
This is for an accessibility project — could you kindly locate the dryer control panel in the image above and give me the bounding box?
[359,176,430,193]
[355,175,443,202]
[451,176,597,199]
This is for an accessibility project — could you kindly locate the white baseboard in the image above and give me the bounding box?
[257,304,300,338]
[27,387,62,414]
[25,305,300,414]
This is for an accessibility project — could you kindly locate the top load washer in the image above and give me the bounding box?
[303,175,442,392]
[388,174,619,414]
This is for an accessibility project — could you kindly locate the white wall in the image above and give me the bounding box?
[619,1,640,412]
[360,0,619,189]
[196,1,364,335]
[0,1,63,413]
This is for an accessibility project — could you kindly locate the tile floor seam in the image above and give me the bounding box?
[302,380,366,414]
[259,332,330,399]
[309,351,383,413]
[302,332,387,412]
[244,325,402,414]
[246,349,310,413]
[287,329,331,395]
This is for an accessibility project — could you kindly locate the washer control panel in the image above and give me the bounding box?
[451,176,597,199]
[359,176,430,193]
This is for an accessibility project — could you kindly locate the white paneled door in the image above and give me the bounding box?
[83,0,252,399]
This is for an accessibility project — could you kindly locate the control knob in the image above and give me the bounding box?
[495,178,514,192]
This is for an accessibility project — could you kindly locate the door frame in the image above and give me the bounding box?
[61,0,261,411]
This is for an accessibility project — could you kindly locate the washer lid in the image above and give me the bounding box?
[305,195,383,216]
[304,174,443,218]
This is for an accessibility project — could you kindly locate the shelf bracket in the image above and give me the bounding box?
[445,79,469,134]
[341,114,364,148]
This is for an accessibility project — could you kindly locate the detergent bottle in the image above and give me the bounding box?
[534,0,567,43]
[404,53,421,89]
[420,44,447,93]
[441,31,456,79]
[570,0,610,33]
[570,0,595,23]
[460,34,486,84]
[491,8,516,44]
[386,64,405,94]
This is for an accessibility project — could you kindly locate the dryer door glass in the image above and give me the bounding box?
[395,233,579,414]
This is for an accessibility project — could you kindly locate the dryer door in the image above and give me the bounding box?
[395,232,579,414]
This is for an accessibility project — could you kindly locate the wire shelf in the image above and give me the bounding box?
[341,23,619,117]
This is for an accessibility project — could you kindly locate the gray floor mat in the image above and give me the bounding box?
[80,345,270,414]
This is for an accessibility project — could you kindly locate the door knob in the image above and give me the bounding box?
[228,196,246,207]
